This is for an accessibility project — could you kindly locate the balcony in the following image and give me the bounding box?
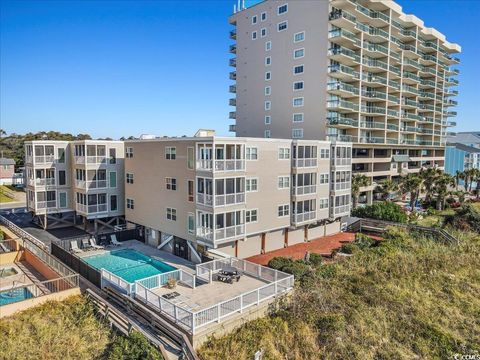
[444,99,458,106]
[419,66,436,76]
[334,158,352,166]
[229,111,236,119]
[355,3,389,25]
[358,136,385,144]
[362,89,387,101]
[445,78,459,87]
[75,179,107,189]
[328,47,360,65]
[229,98,236,106]
[359,121,385,129]
[328,28,359,47]
[196,193,213,207]
[332,204,350,217]
[229,85,236,93]
[293,211,316,225]
[328,64,360,81]
[215,193,245,207]
[402,112,423,121]
[229,44,236,54]
[403,71,420,83]
[327,99,359,112]
[76,203,107,214]
[362,57,388,71]
[30,178,56,187]
[360,105,386,115]
[229,124,236,132]
[421,54,437,65]
[444,90,458,97]
[36,200,57,209]
[326,115,358,128]
[34,155,55,164]
[362,73,388,86]
[329,8,357,29]
[387,109,399,118]
[387,123,399,131]
[403,58,420,70]
[419,91,435,100]
[444,112,457,118]
[401,84,418,95]
[229,71,236,80]
[293,158,317,168]
[293,185,317,196]
[362,41,388,57]
[229,58,236,67]
[229,29,236,40]
[332,181,351,191]
[196,159,245,172]
[74,156,107,165]
[327,81,359,97]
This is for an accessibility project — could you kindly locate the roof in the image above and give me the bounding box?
[392,155,411,162]
[446,132,480,146]
[447,143,480,153]
[0,158,15,165]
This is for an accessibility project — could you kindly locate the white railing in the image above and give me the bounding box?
[88,204,108,213]
[196,159,213,171]
[197,227,214,241]
[86,156,107,164]
[294,211,316,224]
[32,178,56,186]
[75,179,86,188]
[333,182,351,191]
[76,204,87,213]
[34,155,55,164]
[334,158,352,166]
[36,200,57,209]
[101,269,135,295]
[214,160,245,172]
[333,204,350,215]
[214,193,245,206]
[86,180,108,189]
[196,193,213,207]
[294,158,317,168]
[0,215,49,251]
[294,185,316,196]
[74,156,86,165]
[215,224,245,241]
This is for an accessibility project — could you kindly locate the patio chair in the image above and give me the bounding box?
[70,241,83,254]
[89,237,104,250]
[81,238,93,250]
[110,235,121,246]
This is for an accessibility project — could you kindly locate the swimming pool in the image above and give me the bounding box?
[0,287,35,306]
[83,249,176,283]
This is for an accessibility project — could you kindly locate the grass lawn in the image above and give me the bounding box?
[0,295,163,360]
[0,193,14,203]
[198,228,480,360]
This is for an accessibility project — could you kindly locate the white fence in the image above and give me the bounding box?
[101,269,135,295]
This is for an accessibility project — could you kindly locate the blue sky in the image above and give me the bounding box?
[1,0,478,139]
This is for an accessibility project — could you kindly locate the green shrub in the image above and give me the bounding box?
[351,201,408,223]
[108,331,163,360]
[444,204,480,233]
[268,256,294,270]
[339,242,360,254]
[307,253,323,267]
[354,233,376,249]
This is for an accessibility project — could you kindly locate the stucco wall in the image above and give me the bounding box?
[24,250,60,280]
[289,228,305,245]
[265,230,285,253]
[238,235,262,258]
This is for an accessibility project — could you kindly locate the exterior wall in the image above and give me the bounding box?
[264,230,285,253]
[288,228,305,245]
[216,241,236,257]
[325,221,341,235]
[307,224,325,240]
[24,249,61,280]
[445,146,465,179]
[0,164,14,180]
[0,251,19,265]
[239,235,262,258]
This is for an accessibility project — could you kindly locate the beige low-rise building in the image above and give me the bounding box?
[25,140,125,231]
[124,130,352,262]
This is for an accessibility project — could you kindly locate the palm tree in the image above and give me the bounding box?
[375,179,399,201]
[419,167,442,204]
[433,173,456,210]
[463,168,476,193]
[454,170,464,190]
[400,173,423,210]
[351,174,370,210]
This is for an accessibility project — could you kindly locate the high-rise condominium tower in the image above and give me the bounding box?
[228,0,460,203]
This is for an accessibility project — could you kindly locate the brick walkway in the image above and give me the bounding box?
[246,232,381,266]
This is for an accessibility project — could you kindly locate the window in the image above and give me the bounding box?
[265,101,271,110]
[278,148,290,159]
[109,172,117,188]
[264,130,271,138]
[57,148,65,163]
[293,81,304,91]
[265,86,271,95]
[278,4,288,14]
[261,12,267,21]
[127,198,134,210]
[252,31,257,40]
[126,173,134,184]
[126,147,133,158]
[246,147,258,160]
[319,173,329,184]
[165,147,176,160]
[265,56,271,66]
[252,15,257,24]
[265,115,271,124]
[292,128,304,138]
[59,192,67,208]
[187,147,194,169]
[109,148,116,164]
[265,71,271,80]
[246,178,258,192]
[293,97,304,107]
[246,209,258,223]
[278,204,290,217]
[166,207,177,221]
[265,41,272,51]
[294,48,304,59]
[58,170,66,186]
[294,65,304,74]
[261,28,267,37]
[319,198,329,209]
[294,31,305,43]
[278,21,288,31]
[110,195,118,211]
[293,113,304,122]
[188,180,194,202]
[188,213,195,235]
[166,177,177,191]
[278,176,290,189]
[320,148,330,158]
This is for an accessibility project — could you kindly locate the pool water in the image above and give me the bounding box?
[83,249,176,283]
[0,287,34,306]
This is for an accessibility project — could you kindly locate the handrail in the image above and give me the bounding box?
[0,215,48,251]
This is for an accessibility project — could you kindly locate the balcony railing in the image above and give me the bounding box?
[333,204,350,216]
[327,99,359,111]
[328,64,360,79]
[215,193,245,206]
[333,182,351,191]
[215,224,245,241]
[334,158,352,166]
[327,81,359,95]
[196,193,214,207]
[327,116,358,127]
[36,200,57,209]
[34,155,55,164]
[328,47,360,63]
[294,211,316,224]
[31,178,56,187]
[293,158,317,168]
[215,159,244,171]
[293,185,317,196]
[358,136,384,144]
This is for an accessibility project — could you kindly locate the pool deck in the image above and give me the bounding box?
[0,262,43,293]
[77,239,196,275]
[152,273,269,311]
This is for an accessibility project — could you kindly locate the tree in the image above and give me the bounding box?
[463,168,476,193]
[432,173,455,210]
[375,179,399,201]
[419,167,442,204]
[400,173,423,210]
[351,174,370,210]
[455,170,464,190]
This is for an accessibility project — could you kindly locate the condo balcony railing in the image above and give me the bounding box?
[403,72,420,82]
[229,58,236,67]
[214,193,245,207]
[362,41,388,55]
[388,94,400,104]
[359,121,385,129]
[402,112,423,121]
[328,64,360,79]
[76,180,108,189]
[327,99,359,111]
[386,137,398,144]
[196,159,245,172]
[229,111,236,119]
[360,105,386,115]
[36,200,57,209]
[444,100,458,106]
[327,81,359,95]
[31,178,56,187]
[444,111,457,117]
[420,66,436,75]
[402,98,418,107]
[387,109,399,118]
[196,193,214,207]
[328,28,359,44]
[332,181,351,191]
[229,29,236,40]
[229,124,236,132]
[229,44,236,54]
[362,56,388,71]
[389,65,401,76]
[403,58,420,69]
[444,90,458,96]
[387,123,399,131]
[327,116,358,127]
[329,8,357,24]
[419,92,435,100]
[334,158,352,166]
[76,203,107,214]
[332,204,350,216]
[293,185,317,196]
[390,51,401,62]
[402,125,418,132]
[34,155,55,164]
[420,79,436,88]
[358,136,385,144]
[328,47,360,63]
[356,22,389,40]
[419,103,435,111]
[362,89,387,100]
[293,158,318,168]
[355,3,389,23]
[74,156,107,165]
[445,78,459,86]
[400,44,417,54]
[361,72,388,85]
[215,224,245,241]
[229,98,236,106]
[402,84,419,95]
[422,54,437,63]
[229,71,236,80]
[389,79,400,90]
[327,134,357,142]
[294,211,316,224]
